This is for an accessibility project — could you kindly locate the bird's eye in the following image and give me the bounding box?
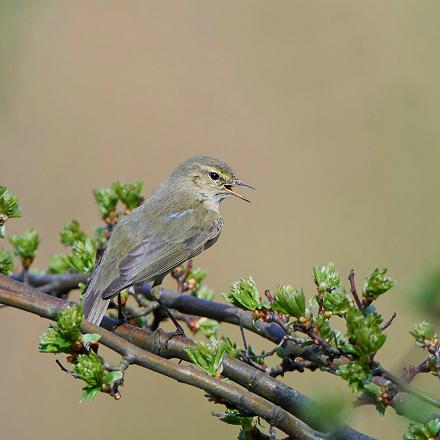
[209,171,220,181]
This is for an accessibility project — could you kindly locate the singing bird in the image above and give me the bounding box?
[83,156,254,330]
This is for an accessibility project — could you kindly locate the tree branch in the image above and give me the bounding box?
[0,275,326,440]
[9,272,440,419]
[0,274,376,440]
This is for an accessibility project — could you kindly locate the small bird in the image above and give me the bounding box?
[83,156,254,330]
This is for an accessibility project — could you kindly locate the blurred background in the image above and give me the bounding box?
[1,1,440,438]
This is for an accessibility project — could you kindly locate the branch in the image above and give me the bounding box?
[9,273,440,418]
[0,275,325,440]
[0,274,375,440]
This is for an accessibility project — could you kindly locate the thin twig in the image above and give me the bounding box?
[381,312,397,331]
[348,270,364,314]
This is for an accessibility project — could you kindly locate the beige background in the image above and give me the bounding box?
[1,1,440,439]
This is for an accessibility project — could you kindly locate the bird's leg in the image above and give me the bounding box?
[151,284,185,336]
[117,293,127,323]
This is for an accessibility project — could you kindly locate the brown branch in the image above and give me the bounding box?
[348,270,364,313]
[0,275,325,440]
[0,274,375,440]
[380,312,397,331]
[10,272,440,416]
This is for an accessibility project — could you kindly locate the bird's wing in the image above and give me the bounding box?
[100,209,222,299]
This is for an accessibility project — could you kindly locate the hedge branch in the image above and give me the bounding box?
[0,275,328,440]
[0,274,379,440]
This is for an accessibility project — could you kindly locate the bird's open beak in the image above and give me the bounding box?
[223,180,256,203]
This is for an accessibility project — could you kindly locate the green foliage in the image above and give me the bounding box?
[62,238,96,274]
[322,286,351,316]
[60,220,86,246]
[39,304,100,353]
[74,352,123,401]
[363,267,395,302]
[47,253,69,274]
[0,248,14,275]
[271,285,306,318]
[112,181,143,211]
[185,337,227,377]
[0,185,22,237]
[8,228,40,264]
[198,318,220,338]
[410,321,437,347]
[403,419,440,440]
[313,262,340,293]
[195,285,214,301]
[220,337,263,365]
[313,315,343,346]
[338,361,370,392]
[343,308,386,358]
[223,276,267,311]
[362,383,388,415]
[93,187,119,220]
[218,409,254,429]
[186,266,208,293]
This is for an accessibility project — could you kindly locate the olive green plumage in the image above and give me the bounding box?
[83,156,253,325]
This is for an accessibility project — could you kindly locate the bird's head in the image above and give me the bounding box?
[170,156,255,205]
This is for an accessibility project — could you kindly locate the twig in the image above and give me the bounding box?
[55,359,81,379]
[404,358,434,383]
[381,312,397,331]
[348,270,364,314]
[379,366,440,409]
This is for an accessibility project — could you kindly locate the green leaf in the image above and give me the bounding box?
[9,228,40,263]
[410,321,437,347]
[38,304,84,353]
[313,315,343,346]
[338,361,370,392]
[363,267,395,302]
[322,287,351,316]
[195,285,214,301]
[404,418,440,440]
[62,238,96,274]
[198,318,220,338]
[223,277,266,311]
[0,248,14,275]
[185,337,227,377]
[112,181,143,211]
[38,325,74,353]
[60,220,86,246]
[80,386,101,402]
[344,307,386,357]
[271,285,306,318]
[47,253,69,274]
[187,266,208,284]
[81,333,101,344]
[313,262,340,293]
[218,409,254,429]
[102,370,123,385]
[93,187,118,220]
[74,352,105,388]
[362,383,388,415]
[0,186,22,237]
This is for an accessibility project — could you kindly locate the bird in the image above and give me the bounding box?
[83,156,254,331]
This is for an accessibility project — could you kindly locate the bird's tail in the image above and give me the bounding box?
[82,281,111,326]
